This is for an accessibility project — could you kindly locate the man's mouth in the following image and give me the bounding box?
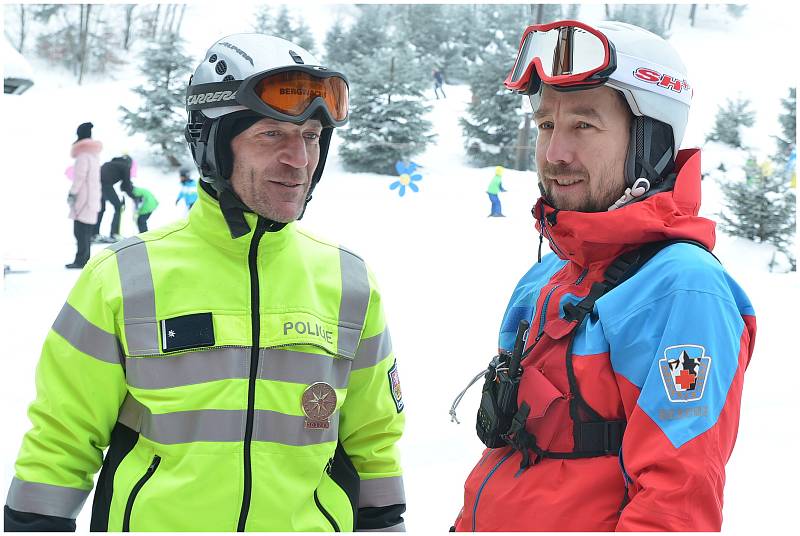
[271,180,304,188]
[550,177,582,186]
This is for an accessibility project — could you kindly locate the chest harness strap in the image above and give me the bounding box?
[505,239,712,473]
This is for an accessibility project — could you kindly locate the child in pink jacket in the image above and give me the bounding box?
[66,122,102,268]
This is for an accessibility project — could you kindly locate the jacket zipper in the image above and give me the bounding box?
[472,450,514,531]
[536,268,590,339]
[313,459,341,531]
[470,268,591,530]
[122,455,161,532]
[524,266,590,358]
[237,218,269,532]
[540,212,565,257]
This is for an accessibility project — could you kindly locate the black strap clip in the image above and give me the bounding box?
[577,420,626,455]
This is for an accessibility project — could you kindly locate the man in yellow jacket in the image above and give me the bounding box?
[5,34,405,532]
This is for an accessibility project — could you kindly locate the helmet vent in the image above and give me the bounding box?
[289,50,304,64]
[222,75,234,82]
[215,60,227,75]
[208,54,217,63]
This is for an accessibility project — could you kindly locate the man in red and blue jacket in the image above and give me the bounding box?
[454,19,755,531]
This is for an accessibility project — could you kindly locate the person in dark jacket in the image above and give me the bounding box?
[433,68,446,99]
[92,156,134,242]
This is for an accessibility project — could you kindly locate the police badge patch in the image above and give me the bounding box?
[302,382,337,429]
[658,344,712,403]
[388,361,404,413]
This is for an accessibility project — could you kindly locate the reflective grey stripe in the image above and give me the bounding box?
[357,522,406,532]
[259,348,351,388]
[358,476,406,508]
[6,477,90,519]
[353,330,392,371]
[125,347,351,389]
[113,237,159,356]
[118,393,145,431]
[51,302,120,365]
[118,396,338,446]
[253,410,339,446]
[126,348,248,389]
[337,248,370,359]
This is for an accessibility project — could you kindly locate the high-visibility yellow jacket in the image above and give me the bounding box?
[5,187,405,532]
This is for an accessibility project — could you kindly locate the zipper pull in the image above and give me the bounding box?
[149,455,161,471]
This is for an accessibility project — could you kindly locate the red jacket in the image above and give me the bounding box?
[454,149,756,531]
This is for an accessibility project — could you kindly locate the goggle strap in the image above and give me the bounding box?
[186,80,241,111]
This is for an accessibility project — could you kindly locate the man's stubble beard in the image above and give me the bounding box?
[539,160,626,213]
[233,166,310,223]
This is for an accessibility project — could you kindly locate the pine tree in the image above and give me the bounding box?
[252,5,316,54]
[252,5,275,35]
[292,18,316,54]
[322,18,349,69]
[608,4,672,38]
[119,33,192,168]
[33,4,124,80]
[705,98,755,149]
[772,87,796,168]
[395,4,453,80]
[719,156,796,268]
[460,5,531,169]
[337,6,435,175]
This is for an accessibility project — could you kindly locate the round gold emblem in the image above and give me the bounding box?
[301,382,337,423]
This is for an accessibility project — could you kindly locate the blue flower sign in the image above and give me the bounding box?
[390,161,422,197]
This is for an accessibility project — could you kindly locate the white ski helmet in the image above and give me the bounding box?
[506,20,692,192]
[184,33,349,236]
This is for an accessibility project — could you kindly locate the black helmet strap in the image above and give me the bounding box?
[624,115,675,189]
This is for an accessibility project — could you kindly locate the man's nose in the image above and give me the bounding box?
[544,125,575,166]
[278,133,309,169]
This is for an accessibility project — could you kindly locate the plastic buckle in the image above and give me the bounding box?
[603,420,625,455]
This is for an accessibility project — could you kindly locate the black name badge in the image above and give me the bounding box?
[160,313,215,352]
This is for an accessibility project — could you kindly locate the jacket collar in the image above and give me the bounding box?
[71,138,102,157]
[534,149,716,269]
[189,184,296,255]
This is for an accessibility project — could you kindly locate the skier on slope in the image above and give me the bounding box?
[175,167,198,211]
[486,165,507,217]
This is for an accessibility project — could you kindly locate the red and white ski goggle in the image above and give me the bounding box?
[504,20,617,94]
[186,66,349,127]
[505,20,692,107]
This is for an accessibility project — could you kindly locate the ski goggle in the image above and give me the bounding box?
[504,20,616,95]
[186,66,349,127]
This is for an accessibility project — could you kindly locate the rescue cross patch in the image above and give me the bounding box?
[388,361,404,413]
[658,344,711,403]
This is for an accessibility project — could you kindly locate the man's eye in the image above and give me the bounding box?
[261,131,280,137]
[537,121,553,130]
[577,121,593,129]
[303,133,320,141]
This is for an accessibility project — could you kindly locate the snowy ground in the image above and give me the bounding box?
[2,3,799,532]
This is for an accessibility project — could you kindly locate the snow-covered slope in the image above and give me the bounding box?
[1,3,797,532]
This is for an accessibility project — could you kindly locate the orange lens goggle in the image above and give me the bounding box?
[185,67,350,127]
[253,70,349,123]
